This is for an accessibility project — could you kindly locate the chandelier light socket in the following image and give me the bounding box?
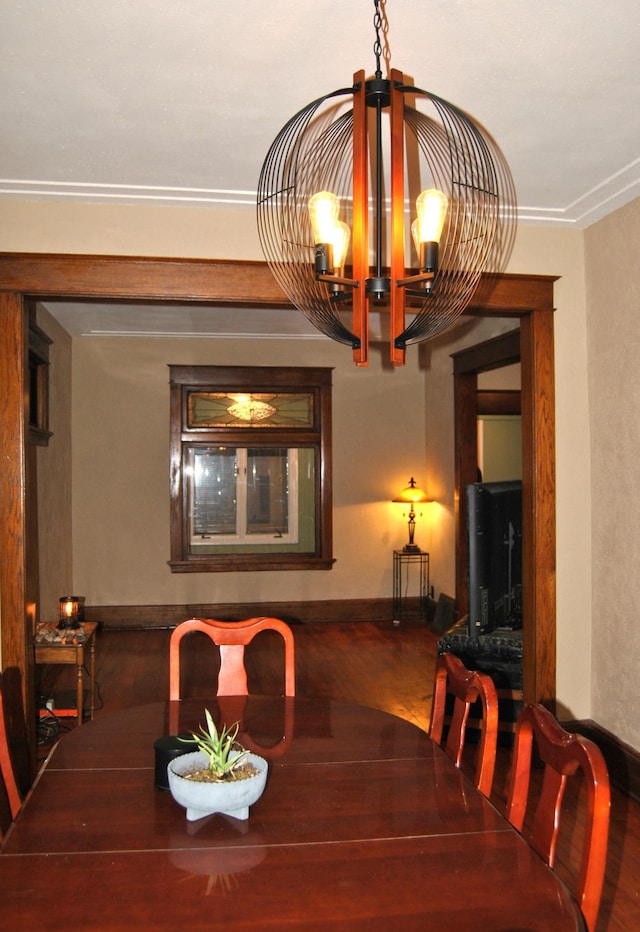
[314,243,333,276]
[367,276,390,299]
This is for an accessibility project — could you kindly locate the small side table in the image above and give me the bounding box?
[392,550,430,626]
[34,622,98,724]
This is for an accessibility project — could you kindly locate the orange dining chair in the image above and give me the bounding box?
[429,651,499,797]
[505,703,610,932]
[0,677,22,839]
[169,616,295,701]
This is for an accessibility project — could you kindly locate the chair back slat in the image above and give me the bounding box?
[505,703,610,932]
[429,652,498,797]
[218,644,249,696]
[169,616,295,701]
[0,679,22,838]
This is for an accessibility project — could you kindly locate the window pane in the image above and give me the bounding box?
[191,448,237,536]
[187,445,311,551]
[246,448,289,535]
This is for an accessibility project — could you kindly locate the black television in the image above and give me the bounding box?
[467,480,522,636]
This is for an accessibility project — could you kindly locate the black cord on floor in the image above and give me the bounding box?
[83,663,104,713]
[36,710,72,746]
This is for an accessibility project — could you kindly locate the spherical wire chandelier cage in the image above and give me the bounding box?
[257,30,516,366]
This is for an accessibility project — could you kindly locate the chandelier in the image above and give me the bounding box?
[257,0,516,367]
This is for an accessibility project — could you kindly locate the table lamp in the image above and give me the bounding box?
[393,478,431,552]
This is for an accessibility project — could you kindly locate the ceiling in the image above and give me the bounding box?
[3,1,639,338]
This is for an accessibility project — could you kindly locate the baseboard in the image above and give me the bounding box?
[562,718,640,802]
[84,597,426,629]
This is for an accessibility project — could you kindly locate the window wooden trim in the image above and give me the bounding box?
[168,365,334,572]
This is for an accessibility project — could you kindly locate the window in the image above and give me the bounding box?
[169,366,333,572]
[188,447,300,546]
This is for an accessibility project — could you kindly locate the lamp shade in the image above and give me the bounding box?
[393,477,431,552]
[393,478,430,505]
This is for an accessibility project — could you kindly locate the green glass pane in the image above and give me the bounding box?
[187,392,313,428]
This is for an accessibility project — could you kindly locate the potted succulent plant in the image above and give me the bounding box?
[167,710,268,822]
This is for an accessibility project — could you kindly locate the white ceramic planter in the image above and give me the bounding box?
[167,751,268,822]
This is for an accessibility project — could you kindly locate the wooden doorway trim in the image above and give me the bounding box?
[453,316,556,707]
[0,253,557,767]
[453,329,522,618]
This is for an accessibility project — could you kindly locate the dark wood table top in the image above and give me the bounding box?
[1,695,581,930]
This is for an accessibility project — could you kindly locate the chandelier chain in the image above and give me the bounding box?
[373,0,390,78]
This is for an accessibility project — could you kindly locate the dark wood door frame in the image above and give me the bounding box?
[453,328,522,616]
[0,254,557,772]
[453,319,556,708]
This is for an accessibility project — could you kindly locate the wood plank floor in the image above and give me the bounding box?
[38,621,639,931]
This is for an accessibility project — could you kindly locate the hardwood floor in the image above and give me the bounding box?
[38,621,639,931]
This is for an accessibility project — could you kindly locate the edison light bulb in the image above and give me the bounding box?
[411,188,448,276]
[412,189,448,249]
[308,191,340,245]
[331,220,351,271]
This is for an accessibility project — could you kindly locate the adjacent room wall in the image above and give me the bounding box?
[69,333,426,610]
[411,314,523,598]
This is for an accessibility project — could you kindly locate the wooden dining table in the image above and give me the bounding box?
[0,695,583,930]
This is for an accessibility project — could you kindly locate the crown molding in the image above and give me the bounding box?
[1,158,639,229]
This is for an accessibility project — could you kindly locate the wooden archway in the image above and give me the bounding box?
[0,254,556,776]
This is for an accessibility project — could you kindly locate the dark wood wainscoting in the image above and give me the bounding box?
[85,598,430,629]
[564,719,640,804]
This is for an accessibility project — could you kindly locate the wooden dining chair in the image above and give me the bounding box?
[505,703,610,932]
[429,651,499,797]
[169,616,295,700]
[0,677,22,839]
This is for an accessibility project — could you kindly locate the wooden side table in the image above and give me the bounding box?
[34,622,98,724]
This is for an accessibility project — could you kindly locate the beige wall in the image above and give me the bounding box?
[70,334,425,607]
[585,197,640,749]
[0,200,261,260]
[2,194,631,743]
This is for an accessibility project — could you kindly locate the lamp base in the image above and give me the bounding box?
[58,619,81,630]
[402,543,422,553]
